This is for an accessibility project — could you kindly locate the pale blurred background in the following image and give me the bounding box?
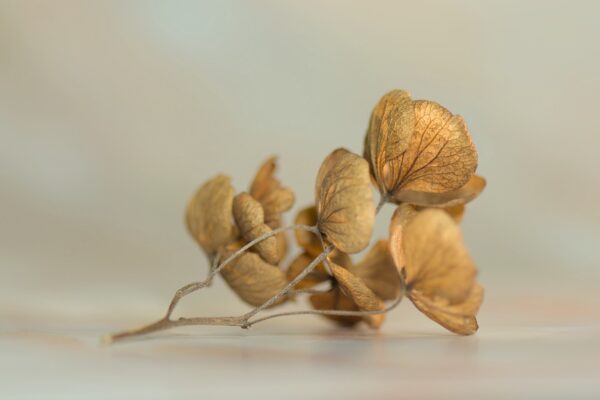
[1,1,599,399]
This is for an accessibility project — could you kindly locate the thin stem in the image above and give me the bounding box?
[104,245,333,344]
[375,194,388,214]
[165,223,317,319]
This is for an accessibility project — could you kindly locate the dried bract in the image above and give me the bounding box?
[347,240,401,301]
[185,175,235,258]
[391,208,483,335]
[364,91,480,207]
[220,250,288,307]
[232,192,280,264]
[250,156,295,228]
[315,148,375,253]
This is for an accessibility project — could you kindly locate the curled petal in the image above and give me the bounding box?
[286,252,329,290]
[409,284,483,335]
[402,209,476,303]
[393,175,486,208]
[330,263,385,329]
[391,100,478,196]
[250,156,295,228]
[220,251,288,307]
[294,206,322,257]
[232,192,279,264]
[349,240,402,301]
[388,204,419,271]
[185,175,235,257]
[364,90,415,195]
[310,289,362,327]
[315,148,375,253]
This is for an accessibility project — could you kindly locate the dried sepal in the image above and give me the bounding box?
[315,148,375,254]
[364,91,480,205]
[388,204,419,270]
[348,240,401,301]
[310,289,361,327]
[364,90,416,195]
[250,156,295,228]
[286,251,351,289]
[330,263,385,329]
[294,206,322,257]
[286,252,329,290]
[394,175,486,208]
[220,250,288,307]
[232,192,280,264]
[393,208,483,335]
[185,175,235,258]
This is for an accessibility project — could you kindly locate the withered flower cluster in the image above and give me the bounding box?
[106,89,486,344]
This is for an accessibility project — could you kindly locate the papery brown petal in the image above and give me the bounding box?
[315,148,375,254]
[409,284,483,335]
[364,90,415,195]
[388,204,419,271]
[390,100,478,196]
[393,175,486,207]
[309,289,361,327]
[275,231,288,262]
[294,206,323,257]
[349,240,402,301]
[330,263,385,329]
[232,192,279,264]
[402,209,477,304]
[185,175,235,257]
[250,157,295,228]
[220,251,288,307]
[286,252,329,290]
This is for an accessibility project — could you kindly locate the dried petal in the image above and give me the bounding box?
[398,209,483,335]
[185,175,235,257]
[220,251,288,307]
[393,175,486,208]
[364,90,415,195]
[232,192,279,264]
[330,263,385,329]
[294,206,322,257]
[402,209,476,302]
[409,284,483,335]
[390,100,478,196]
[286,251,350,289]
[388,204,419,270]
[348,240,402,301]
[310,289,361,327]
[315,148,375,253]
[286,252,329,290]
[250,157,295,228]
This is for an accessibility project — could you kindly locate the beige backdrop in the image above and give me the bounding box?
[1,0,599,338]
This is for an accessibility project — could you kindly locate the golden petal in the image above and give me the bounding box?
[315,148,375,254]
[348,240,402,301]
[220,251,288,307]
[393,175,486,207]
[364,90,416,195]
[293,206,323,257]
[388,204,419,271]
[390,100,478,197]
[330,263,385,329]
[402,209,477,304]
[232,192,279,264]
[250,156,295,228]
[286,252,330,290]
[409,284,483,335]
[185,175,235,257]
[309,289,362,327]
